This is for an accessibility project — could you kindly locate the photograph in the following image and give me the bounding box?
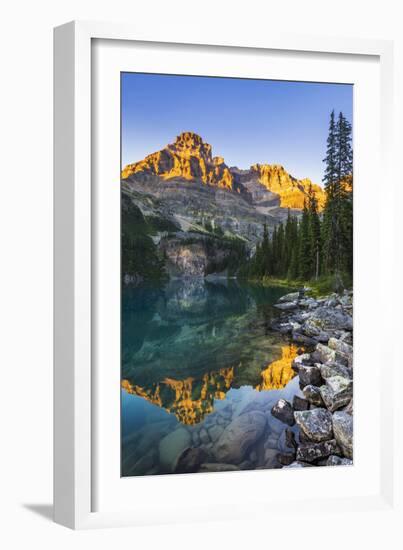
[120,72,353,477]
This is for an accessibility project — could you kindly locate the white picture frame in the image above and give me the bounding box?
[54,20,398,530]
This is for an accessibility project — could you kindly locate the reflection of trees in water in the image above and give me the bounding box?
[122,280,291,385]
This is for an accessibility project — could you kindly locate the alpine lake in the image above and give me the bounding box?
[121,278,305,476]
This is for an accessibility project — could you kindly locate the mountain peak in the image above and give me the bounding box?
[122,132,233,189]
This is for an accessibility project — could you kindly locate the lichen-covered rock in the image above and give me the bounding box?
[271,399,295,426]
[292,353,313,372]
[332,411,353,459]
[296,439,340,463]
[303,384,325,407]
[320,375,353,412]
[308,306,353,332]
[319,362,353,380]
[294,408,334,442]
[159,428,192,472]
[213,411,266,464]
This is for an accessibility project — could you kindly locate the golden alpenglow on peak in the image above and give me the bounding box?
[251,163,326,210]
[121,132,325,210]
[121,132,234,190]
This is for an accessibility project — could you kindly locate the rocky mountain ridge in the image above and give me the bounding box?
[122,131,325,210]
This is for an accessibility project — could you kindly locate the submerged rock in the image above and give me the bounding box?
[271,399,295,426]
[199,463,240,472]
[159,428,192,472]
[213,410,266,464]
[332,411,353,459]
[175,447,208,474]
[294,409,334,442]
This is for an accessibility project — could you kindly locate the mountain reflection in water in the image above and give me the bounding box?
[122,344,297,425]
[121,278,301,476]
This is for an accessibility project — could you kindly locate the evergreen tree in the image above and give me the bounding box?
[307,184,321,279]
[298,200,312,280]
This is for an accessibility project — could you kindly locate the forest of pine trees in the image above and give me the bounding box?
[241,110,353,288]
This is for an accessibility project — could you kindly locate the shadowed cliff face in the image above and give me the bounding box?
[121,131,325,210]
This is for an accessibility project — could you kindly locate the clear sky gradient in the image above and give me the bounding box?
[121,73,352,185]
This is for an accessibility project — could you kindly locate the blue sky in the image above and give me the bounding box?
[121,73,352,185]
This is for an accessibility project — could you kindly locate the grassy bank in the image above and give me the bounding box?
[255,273,353,297]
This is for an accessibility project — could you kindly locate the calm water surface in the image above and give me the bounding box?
[121,278,302,476]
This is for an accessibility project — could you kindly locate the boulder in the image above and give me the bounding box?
[293,395,310,411]
[175,447,208,474]
[308,306,353,332]
[294,408,334,442]
[199,428,210,445]
[292,353,313,372]
[278,291,301,303]
[332,411,353,459]
[343,398,354,415]
[271,399,295,426]
[327,455,353,466]
[303,385,325,407]
[207,423,225,443]
[320,375,353,412]
[298,365,323,388]
[275,301,299,311]
[319,363,353,381]
[315,343,348,366]
[296,439,340,463]
[292,332,318,346]
[213,410,266,464]
[159,428,192,472]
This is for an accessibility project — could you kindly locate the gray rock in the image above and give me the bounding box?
[319,363,353,380]
[175,447,208,473]
[327,455,353,466]
[328,337,353,357]
[315,343,338,364]
[298,365,323,388]
[343,398,354,415]
[320,375,353,412]
[271,399,295,426]
[303,385,325,407]
[159,428,192,472]
[275,301,299,311]
[293,395,310,411]
[213,410,266,464]
[278,291,301,303]
[294,408,334,442]
[292,353,313,372]
[296,439,340,463]
[199,463,240,472]
[292,332,318,346]
[332,411,353,459]
[308,306,353,332]
[285,428,298,450]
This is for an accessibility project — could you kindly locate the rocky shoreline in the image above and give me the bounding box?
[270,288,353,467]
[122,288,353,476]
